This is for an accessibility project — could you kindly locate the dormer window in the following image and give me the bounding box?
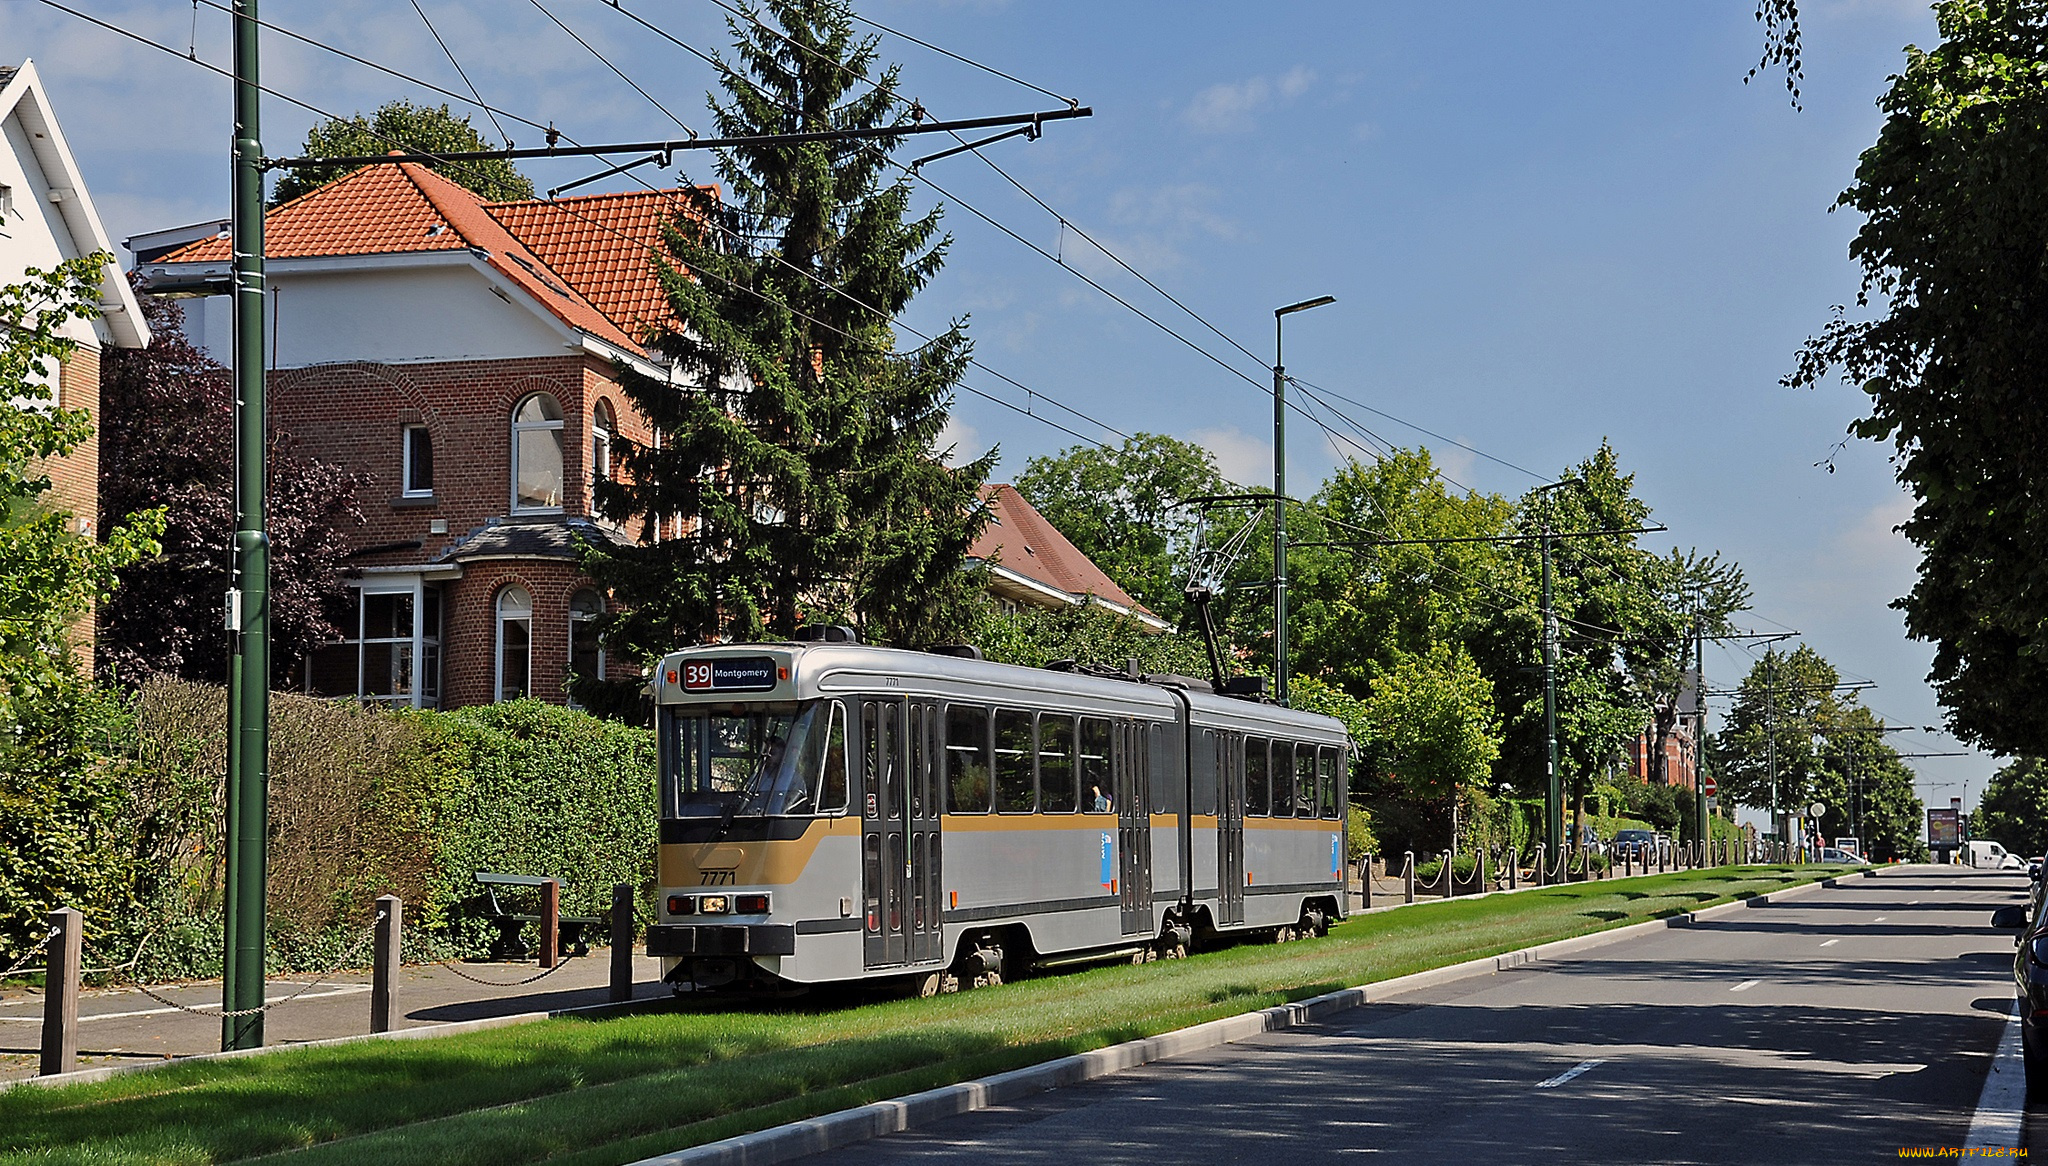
[511,393,564,512]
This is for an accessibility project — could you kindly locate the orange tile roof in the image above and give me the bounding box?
[486,188,705,344]
[968,483,1157,618]
[157,161,711,354]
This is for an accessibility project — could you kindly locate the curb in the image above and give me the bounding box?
[628,874,1844,1166]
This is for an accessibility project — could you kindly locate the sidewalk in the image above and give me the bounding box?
[0,948,667,1083]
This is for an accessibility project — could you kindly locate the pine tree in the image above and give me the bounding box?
[587,0,994,667]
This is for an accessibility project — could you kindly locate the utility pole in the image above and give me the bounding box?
[1270,295,1333,706]
[221,0,270,1052]
[1693,622,1708,848]
[1542,519,1561,862]
[1765,649,1778,861]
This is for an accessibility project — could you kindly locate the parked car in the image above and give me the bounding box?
[1991,900,2048,1098]
[1612,829,1655,861]
[1818,847,1869,865]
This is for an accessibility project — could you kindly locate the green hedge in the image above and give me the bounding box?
[13,679,658,981]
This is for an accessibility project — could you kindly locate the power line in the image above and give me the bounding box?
[841,9,1078,108]
[528,0,697,138]
[410,0,512,148]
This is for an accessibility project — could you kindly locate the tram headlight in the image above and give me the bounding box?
[698,895,731,914]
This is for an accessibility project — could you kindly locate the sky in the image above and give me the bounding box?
[0,0,1992,816]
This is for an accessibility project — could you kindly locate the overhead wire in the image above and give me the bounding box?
[411,0,512,147]
[528,0,697,137]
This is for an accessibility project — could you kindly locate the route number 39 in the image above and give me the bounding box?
[682,662,714,690]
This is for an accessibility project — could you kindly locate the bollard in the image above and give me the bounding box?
[1443,851,1455,897]
[609,884,635,1004]
[1360,854,1374,910]
[39,907,81,1077]
[540,879,561,970]
[1535,842,1547,886]
[1508,849,1519,890]
[1478,847,1489,893]
[1404,851,1416,904]
[371,895,401,1033]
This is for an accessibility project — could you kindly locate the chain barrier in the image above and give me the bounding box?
[1415,853,1451,893]
[1,928,57,980]
[104,911,385,1020]
[428,953,578,989]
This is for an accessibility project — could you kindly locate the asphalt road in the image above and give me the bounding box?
[810,867,2027,1165]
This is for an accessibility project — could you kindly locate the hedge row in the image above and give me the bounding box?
[42,678,656,980]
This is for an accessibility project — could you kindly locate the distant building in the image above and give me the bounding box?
[0,60,151,657]
[139,160,703,708]
[1627,671,1701,789]
[968,484,1169,633]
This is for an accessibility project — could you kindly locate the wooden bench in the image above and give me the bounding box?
[473,872,601,960]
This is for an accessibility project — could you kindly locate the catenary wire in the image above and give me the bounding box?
[411,0,512,148]
[529,0,696,137]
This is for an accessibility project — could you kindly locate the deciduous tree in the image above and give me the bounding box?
[271,99,533,205]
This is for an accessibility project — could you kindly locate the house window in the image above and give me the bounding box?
[402,424,433,497]
[511,393,564,512]
[301,581,441,707]
[567,588,604,704]
[496,584,533,701]
[591,399,615,487]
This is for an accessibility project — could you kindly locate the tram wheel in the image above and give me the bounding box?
[913,972,944,998]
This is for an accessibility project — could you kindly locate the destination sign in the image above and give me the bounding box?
[680,656,779,692]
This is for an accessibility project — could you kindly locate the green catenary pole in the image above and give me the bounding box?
[1542,522,1561,861]
[222,0,269,1052]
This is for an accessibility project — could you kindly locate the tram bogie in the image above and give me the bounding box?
[645,641,1350,995]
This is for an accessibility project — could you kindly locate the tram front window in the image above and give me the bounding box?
[662,702,833,817]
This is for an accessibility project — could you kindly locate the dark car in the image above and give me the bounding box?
[1992,898,2048,1097]
[1612,829,1655,861]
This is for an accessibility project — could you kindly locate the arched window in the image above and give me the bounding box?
[495,584,533,701]
[568,588,604,702]
[511,393,564,512]
[591,399,615,489]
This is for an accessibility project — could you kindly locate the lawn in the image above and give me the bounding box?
[0,866,1837,1166]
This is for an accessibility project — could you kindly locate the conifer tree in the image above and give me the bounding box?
[587,0,994,667]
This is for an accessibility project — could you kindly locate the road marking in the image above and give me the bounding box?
[1536,1059,1605,1089]
[1819,939,1840,947]
[1873,916,1888,923]
[1730,980,1761,992]
[1965,999,2026,1151]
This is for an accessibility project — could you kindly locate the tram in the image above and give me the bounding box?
[645,634,1351,994]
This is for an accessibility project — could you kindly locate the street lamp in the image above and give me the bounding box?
[1272,295,1335,706]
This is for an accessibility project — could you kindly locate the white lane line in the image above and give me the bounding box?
[1965,999,2026,1151]
[1536,1059,1606,1089]
[1820,939,1840,948]
[1730,980,1761,992]
[1873,916,1888,923]
[0,984,369,1023]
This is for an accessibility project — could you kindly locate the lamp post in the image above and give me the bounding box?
[1272,295,1334,706]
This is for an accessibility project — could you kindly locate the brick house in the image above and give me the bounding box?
[1626,672,1701,790]
[969,484,1169,633]
[0,60,151,656]
[138,160,703,709]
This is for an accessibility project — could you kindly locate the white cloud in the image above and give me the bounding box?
[936,414,983,468]
[1181,66,1316,134]
[1190,425,1271,486]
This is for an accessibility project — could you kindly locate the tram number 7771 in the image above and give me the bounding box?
[699,870,737,886]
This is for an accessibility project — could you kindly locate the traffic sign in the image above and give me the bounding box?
[1701,775,1717,797]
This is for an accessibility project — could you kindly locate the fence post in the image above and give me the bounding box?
[39,907,81,1077]
[1478,847,1489,893]
[1535,843,1547,886]
[371,895,401,1033]
[610,884,634,1004]
[540,879,561,970]
[1360,854,1373,910]
[1508,848,1519,890]
[1403,851,1415,904]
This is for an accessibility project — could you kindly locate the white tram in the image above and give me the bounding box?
[645,639,1351,993]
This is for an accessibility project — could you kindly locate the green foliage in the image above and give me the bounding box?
[0,257,164,967]
[590,0,992,666]
[1975,757,2048,860]
[1359,642,1500,806]
[1012,433,1230,627]
[971,600,1208,676]
[1786,0,2048,756]
[270,100,533,205]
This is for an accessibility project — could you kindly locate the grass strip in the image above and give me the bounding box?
[0,866,1837,1166]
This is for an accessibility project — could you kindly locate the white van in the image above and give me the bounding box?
[1966,840,2026,870]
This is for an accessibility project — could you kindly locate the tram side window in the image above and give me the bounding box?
[1245,737,1270,816]
[1079,717,1112,812]
[945,705,991,812]
[1039,714,1077,812]
[1295,745,1317,817]
[1150,723,1175,814]
[908,704,926,819]
[994,709,1035,812]
[862,702,904,819]
[1319,746,1341,819]
[817,702,848,813]
[1270,741,1293,817]
[1190,728,1217,815]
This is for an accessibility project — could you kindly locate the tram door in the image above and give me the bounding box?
[1217,732,1245,925]
[861,698,911,968]
[1116,722,1153,935]
[906,701,943,965]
